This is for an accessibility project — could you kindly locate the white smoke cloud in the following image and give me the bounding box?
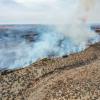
[0,25,99,70]
[0,0,100,70]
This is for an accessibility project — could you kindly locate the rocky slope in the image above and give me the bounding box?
[0,42,100,100]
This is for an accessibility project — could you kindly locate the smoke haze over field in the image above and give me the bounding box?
[0,25,100,70]
[0,0,100,70]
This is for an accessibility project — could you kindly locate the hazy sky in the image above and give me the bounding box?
[0,0,100,24]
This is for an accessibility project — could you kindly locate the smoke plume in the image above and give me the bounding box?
[0,0,100,70]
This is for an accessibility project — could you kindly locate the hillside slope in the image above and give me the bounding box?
[0,42,100,100]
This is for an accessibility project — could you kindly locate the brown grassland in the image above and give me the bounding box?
[0,36,100,100]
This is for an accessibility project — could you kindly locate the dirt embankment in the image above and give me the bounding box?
[0,42,100,100]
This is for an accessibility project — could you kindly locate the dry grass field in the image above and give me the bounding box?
[0,41,100,100]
